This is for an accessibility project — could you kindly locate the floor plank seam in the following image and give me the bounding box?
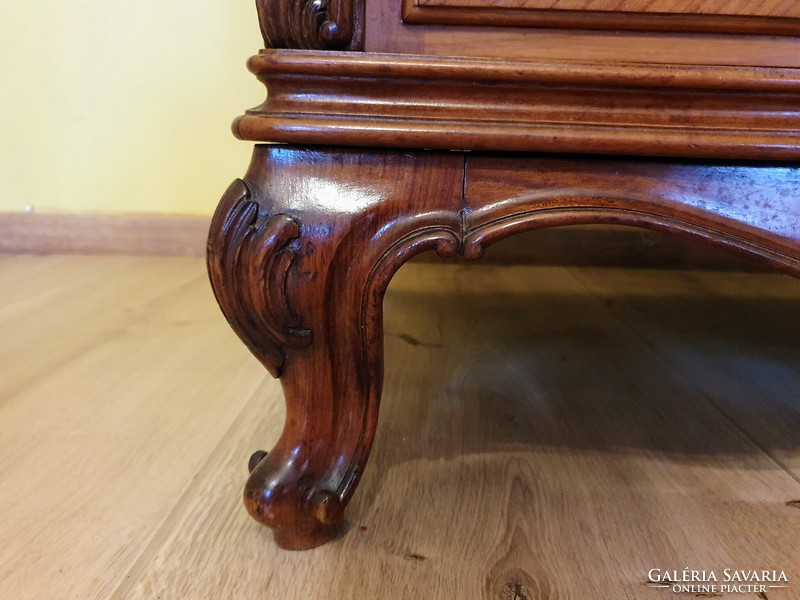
[107,374,270,599]
[565,267,800,488]
[692,388,800,488]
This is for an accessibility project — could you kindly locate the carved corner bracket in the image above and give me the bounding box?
[207,179,311,378]
[256,0,363,50]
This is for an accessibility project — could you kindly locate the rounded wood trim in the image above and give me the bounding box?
[234,51,800,160]
[462,206,800,276]
[248,50,800,92]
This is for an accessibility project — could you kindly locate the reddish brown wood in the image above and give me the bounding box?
[415,0,800,16]
[208,146,463,549]
[208,146,800,549]
[235,50,800,160]
[208,0,800,551]
[463,156,800,276]
[369,0,800,66]
[257,0,364,50]
[402,0,800,35]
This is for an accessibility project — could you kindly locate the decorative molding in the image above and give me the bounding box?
[462,156,800,277]
[401,0,800,36]
[206,179,311,378]
[237,51,800,161]
[413,225,764,271]
[462,206,800,276]
[334,221,460,503]
[256,0,362,50]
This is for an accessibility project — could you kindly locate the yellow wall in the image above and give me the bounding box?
[1,1,264,216]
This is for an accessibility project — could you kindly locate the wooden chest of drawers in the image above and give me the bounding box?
[207,0,800,549]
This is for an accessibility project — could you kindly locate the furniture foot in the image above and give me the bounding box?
[239,263,379,549]
[207,145,463,549]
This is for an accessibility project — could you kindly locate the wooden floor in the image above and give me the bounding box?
[1,255,798,600]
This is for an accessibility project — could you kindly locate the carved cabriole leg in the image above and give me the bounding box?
[209,150,800,550]
[208,146,463,549]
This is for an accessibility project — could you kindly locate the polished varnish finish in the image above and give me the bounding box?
[209,147,463,549]
[237,50,800,160]
[463,157,800,274]
[207,0,800,549]
[370,0,800,65]
[256,0,364,50]
[402,0,800,35]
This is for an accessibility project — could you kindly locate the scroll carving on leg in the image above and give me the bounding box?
[207,146,463,549]
[207,179,311,378]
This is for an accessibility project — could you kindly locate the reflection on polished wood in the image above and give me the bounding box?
[212,0,800,551]
[238,51,800,160]
[2,256,798,598]
[207,146,799,549]
[402,0,800,35]
[369,0,800,64]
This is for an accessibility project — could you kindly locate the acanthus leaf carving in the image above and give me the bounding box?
[257,0,360,50]
[207,179,311,378]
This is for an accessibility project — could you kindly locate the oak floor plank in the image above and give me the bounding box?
[567,267,800,480]
[0,256,210,402]
[106,262,800,600]
[0,256,266,600]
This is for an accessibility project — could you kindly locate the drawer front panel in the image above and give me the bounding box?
[403,0,800,34]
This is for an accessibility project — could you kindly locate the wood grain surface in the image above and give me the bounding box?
[0,213,210,257]
[0,256,266,599]
[463,156,800,272]
[239,51,800,159]
[370,0,800,64]
[1,255,798,598]
[256,0,363,50]
[205,146,799,548]
[416,0,800,17]
[403,0,800,35]
[207,146,463,548]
